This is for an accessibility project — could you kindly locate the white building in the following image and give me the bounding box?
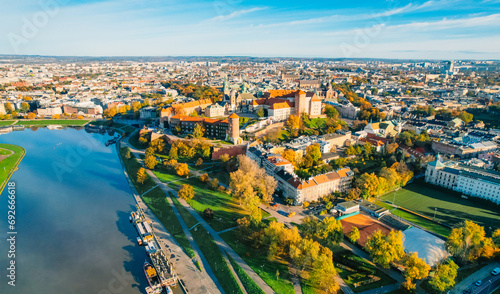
[425,154,500,204]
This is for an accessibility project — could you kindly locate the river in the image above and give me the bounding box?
[0,127,179,294]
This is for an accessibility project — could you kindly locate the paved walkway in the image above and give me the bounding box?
[126,134,275,293]
[116,139,222,294]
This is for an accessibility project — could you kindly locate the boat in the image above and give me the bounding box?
[144,261,161,289]
[137,237,143,246]
[165,286,173,294]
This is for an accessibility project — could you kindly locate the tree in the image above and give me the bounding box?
[51,114,60,119]
[150,139,166,153]
[193,123,204,139]
[27,112,36,119]
[200,173,210,183]
[386,142,399,154]
[428,260,458,292]
[144,154,158,170]
[364,142,373,156]
[493,229,500,246]
[446,220,486,263]
[365,230,405,268]
[195,157,203,167]
[209,178,219,190]
[306,143,322,164]
[169,146,178,160]
[219,154,230,163]
[349,227,360,244]
[403,252,430,290]
[357,173,380,198]
[256,108,265,118]
[286,114,301,136]
[178,184,194,201]
[308,249,339,293]
[20,102,30,113]
[175,163,190,177]
[324,105,339,120]
[137,167,147,184]
[458,111,473,124]
[301,216,344,247]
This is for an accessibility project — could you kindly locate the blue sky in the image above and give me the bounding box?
[1,0,499,59]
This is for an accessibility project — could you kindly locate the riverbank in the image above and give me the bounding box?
[0,143,26,194]
[14,119,90,127]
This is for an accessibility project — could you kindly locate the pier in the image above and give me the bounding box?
[131,206,178,294]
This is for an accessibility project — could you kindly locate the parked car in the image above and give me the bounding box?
[492,268,500,276]
[475,280,482,286]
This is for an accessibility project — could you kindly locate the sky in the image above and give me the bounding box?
[1,0,499,59]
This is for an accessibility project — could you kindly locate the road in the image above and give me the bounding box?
[451,262,500,294]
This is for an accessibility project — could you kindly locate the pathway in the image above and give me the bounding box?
[126,136,275,293]
[119,136,223,294]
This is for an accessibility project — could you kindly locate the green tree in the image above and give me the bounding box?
[458,111,473,124]
[308,249,339,294]
[20,102,30,113]
[324,105,339,120]
[306,143,322,164]
[365,230,405,268]
[178,184,195,201]
[256,108,265,118]
[428,260,458,292]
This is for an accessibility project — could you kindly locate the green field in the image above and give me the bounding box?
[141,187,194,258]
[380,182,500,229]
[191,226,244,294]
[0,144,25,193]
[14,119,89,126]
[171,195,199,229]
[170,176,247,231]
[220,229,295,294]
[0,120,15,126]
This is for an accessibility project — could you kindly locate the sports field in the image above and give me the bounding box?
[380,182,500,229]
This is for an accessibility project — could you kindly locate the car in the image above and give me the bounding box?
[475,280,482,286]
[463,290,471,294]
[492,267,500,276]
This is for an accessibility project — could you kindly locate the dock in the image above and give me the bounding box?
[131,206,178,293]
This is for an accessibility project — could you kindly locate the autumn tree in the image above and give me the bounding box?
[306,143,322,164]
[144,154,158,170]
[169,146,178,160]
[308,248,339,294]
[137,167,147,184]
[365,230,405,268]
[445,220,488,263]
[286,114,301,137]
[458,111,473,124]
[219,153,230,163]
[178,184,195,201]
[349,227,360,244]
[357,172,380,198]
[402,252,430,291]
[385,142,399,154]
[150,139,166,153]
[192,123,204,139]
[301,216,344,247]
[200,173,210,183]
[196,157,203,167]
[175,163,190,177]
[27,112,36,119]
[428,260,458,292]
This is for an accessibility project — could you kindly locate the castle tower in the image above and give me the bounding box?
[294,90,306,116]
[227,113,241,144]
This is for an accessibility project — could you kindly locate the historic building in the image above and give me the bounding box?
[425,154,500,204]
[169,113,241,144]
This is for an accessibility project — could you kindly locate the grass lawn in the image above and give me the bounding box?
[14,119,89,126]
[380,182,500,229]
[170,177,247,231]
[301,282,319,294]
[392,208,451,237]
[214,140,233,145]
[333,248,396,293]
[171,195,199,229]
[0,120,15,126]
[0,144,25,193]
[129,132,148,150]
[305,118,327,129]
[119,147,156,194]
[153,169,183,183]
[141,187,194,258]
[191,225,244,294]
[227,254,266,294]
[210,170,231,186]
[220,229,295,294]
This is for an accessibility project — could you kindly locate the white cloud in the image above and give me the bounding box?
[206,7,267,22]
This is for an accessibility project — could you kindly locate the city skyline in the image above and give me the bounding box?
[1,0,500,60]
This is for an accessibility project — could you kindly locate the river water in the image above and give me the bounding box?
[0,128,178,294]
